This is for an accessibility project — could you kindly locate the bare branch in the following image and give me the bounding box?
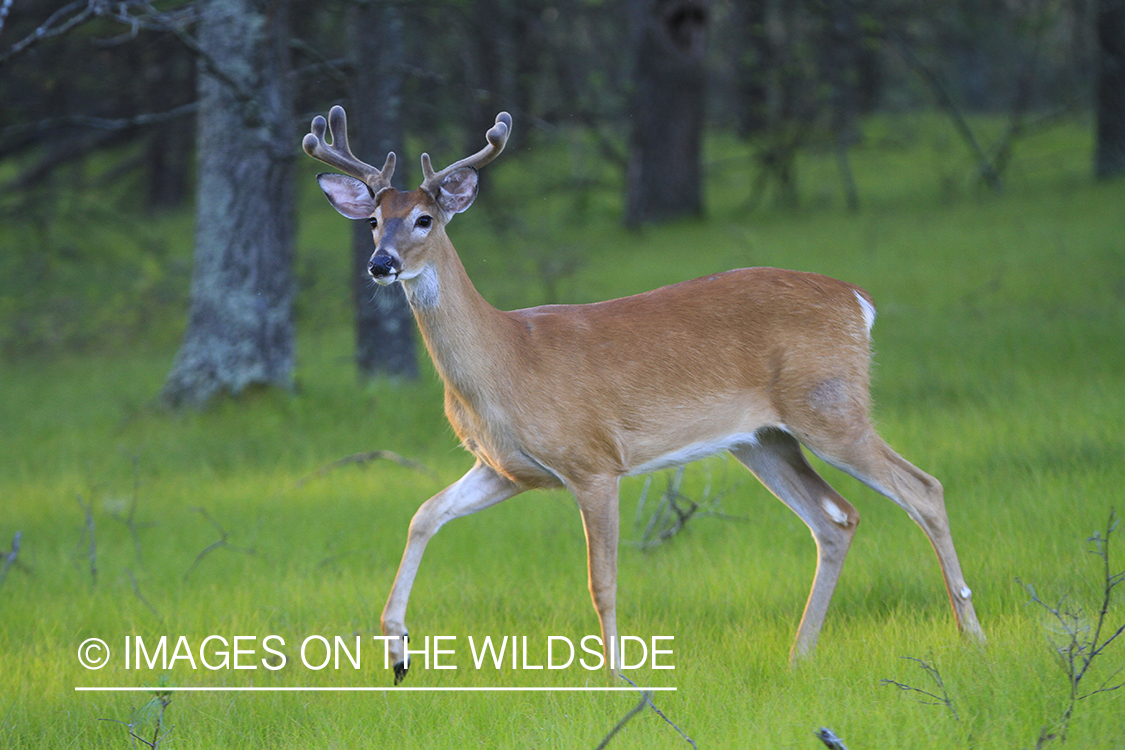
[1,102,197,140]
[183,507,257,581]
[0,0,14,38]
[594,675,696,750]
[90,1,196,46]
[0,530,21,586]
[879,27,1001,191]
[0,0,96,67]
[629,465,747,549]
[0,0,257,126]
[0,0,191,62]
[296,450,437,488]
[592,692,648,750]
[164,15,256,110]
[288,36,349,85]
[815,727,851,750]
[618,674,696,749]
[108,452,155,564]
[1078,667,1124,701]
[1018,510,1124,743]
[880,656,960,721]
[127,568,162,621]
[99,688,173,749]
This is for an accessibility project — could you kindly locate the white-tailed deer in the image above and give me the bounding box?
[303,107,983,683]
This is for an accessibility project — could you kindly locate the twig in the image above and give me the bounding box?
[815,727,851,750]
[1018,510,1124,743]
[99,687,173,749]
[163,11,258,114]
[881,28,1000,190]
[288,36,349,84]
[127,568,161,620]
[618,674,697,749]
[295,450,438,488]
[0,0,95,66]
[880,656,960,721]
[0,0,258,119]
[183,507,258,581]
[592,691,648,750]
[0,103,198,141]
[108,452,153,564]
[630,465,747,549]
[0,0,188,61]
[0,0,14,38]
[0,530,21,586]
[90,0,195,46]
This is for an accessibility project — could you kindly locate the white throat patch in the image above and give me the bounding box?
[403,265,440,308]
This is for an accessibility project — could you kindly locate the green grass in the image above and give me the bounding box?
[2,114,1124,748]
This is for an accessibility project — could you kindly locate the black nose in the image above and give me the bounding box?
[368,253,398,278]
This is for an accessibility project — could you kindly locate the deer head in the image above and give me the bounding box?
[304,106,512,285]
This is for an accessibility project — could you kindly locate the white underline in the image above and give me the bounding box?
[74,686,675,692]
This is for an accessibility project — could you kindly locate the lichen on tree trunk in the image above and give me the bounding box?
[162,0,295,407]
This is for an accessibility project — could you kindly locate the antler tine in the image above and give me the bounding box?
[302,105,395,194]
[419,112,513,196]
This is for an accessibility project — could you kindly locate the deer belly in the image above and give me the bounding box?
[626,432,765,475]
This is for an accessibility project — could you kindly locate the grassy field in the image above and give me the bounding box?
[2,115,1124,748]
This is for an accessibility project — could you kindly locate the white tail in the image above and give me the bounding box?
[305,108,984,683]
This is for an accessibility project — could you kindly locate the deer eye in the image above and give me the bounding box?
[368,218,378,228]
[415,215,433,229]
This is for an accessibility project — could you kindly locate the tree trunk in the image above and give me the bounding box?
[161,0,295,407]
[1094,0,1125,179]
[624,0,709,227]
[348,3,418,380]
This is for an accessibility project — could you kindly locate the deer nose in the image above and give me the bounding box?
[368,252,400,279]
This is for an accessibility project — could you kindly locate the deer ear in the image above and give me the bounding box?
[316,173,375,220]
[436,167,479,215]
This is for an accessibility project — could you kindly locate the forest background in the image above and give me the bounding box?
[1,1,1124,748]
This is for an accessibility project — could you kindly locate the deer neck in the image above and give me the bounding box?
[400,235,517,403]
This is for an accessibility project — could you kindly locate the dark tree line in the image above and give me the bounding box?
[2,0,1123,405]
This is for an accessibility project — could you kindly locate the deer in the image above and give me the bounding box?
[302,106,984,683]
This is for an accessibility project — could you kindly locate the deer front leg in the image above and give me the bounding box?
[381,461,523,683]
[573,475,622,675]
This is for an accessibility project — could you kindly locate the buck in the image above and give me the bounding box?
[303,106,984,682]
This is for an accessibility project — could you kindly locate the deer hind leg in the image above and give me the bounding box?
[381,460,523,682]
[572,475,622,674]
[732,428,860,660]
[802,426,984,643]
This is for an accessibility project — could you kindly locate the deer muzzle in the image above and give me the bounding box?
[368,250,401,283]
